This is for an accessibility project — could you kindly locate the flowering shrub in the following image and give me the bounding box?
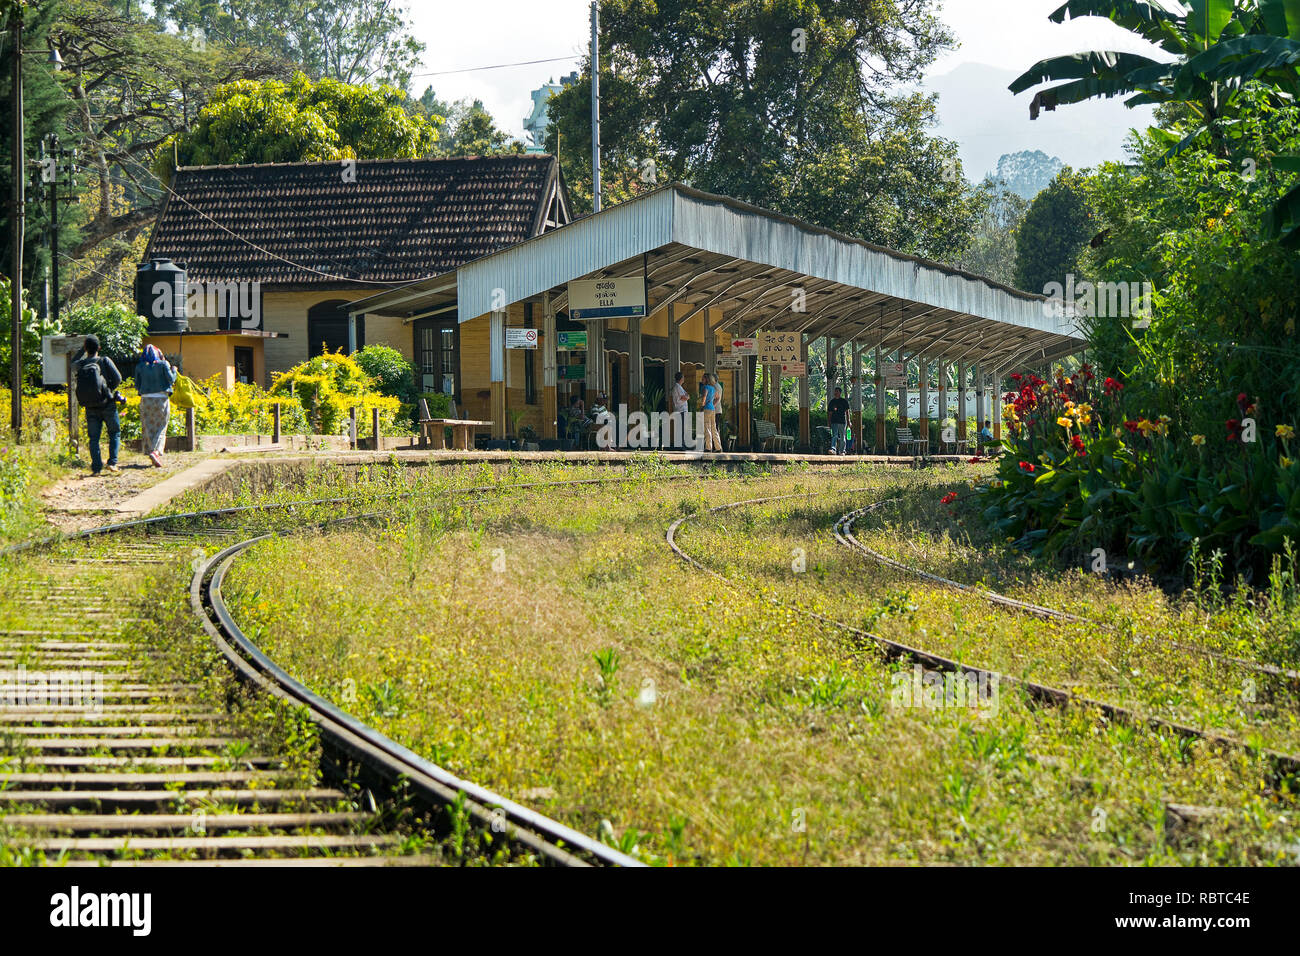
[270,351,405,435]
[978,364,1300,578]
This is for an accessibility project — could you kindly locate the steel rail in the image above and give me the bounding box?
[194,538,641,867]
[666,486,1300,779]
[835,498,1300,683]
[4,471,708,865]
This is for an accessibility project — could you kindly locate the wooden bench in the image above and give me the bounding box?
[753,419,795,452]
[421,419,493,451]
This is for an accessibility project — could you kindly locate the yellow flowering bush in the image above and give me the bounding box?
[270,351,407,435]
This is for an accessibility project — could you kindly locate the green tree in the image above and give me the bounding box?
[167,72,440,168]
[49,0,286,301]
[957,180,1029,286]
[437,99,523,157]
[0,0,74,294]
[1013,168,1095,294]
[544,0,984,259]
[1010,0,1300,245]
[154,0,425,88]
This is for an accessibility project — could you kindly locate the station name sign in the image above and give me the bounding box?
[568,278,647,320]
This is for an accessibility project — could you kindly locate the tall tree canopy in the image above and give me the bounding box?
[1013,168,1095,295]
[545,0,985,261]
[167,73,441,168]
[153,0,425,88]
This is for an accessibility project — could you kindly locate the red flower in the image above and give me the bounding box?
[1237,393,1248,405]
[1018,461,1035,474]
[1103,377,1123,396]
[940,492,957,505]
[1071,435,1086,456]
[1123,420,1141,433]
[967,456,982,464]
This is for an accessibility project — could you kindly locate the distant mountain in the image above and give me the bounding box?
[921,62,1156,182]
[992,150,1064,199]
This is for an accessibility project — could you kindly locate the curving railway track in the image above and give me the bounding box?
[834,498,1300,684]
[1,473,681,867]
[667,486,1300,781]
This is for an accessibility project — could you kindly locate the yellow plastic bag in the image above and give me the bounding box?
[171,374,198,409]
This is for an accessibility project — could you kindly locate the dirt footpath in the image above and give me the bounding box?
[40,451,212,533]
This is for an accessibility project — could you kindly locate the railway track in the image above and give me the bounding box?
[666,486,1300,781]
[834,498,1300,684]
[1,473,673,867]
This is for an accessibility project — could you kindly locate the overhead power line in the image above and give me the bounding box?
[410,54,580,79]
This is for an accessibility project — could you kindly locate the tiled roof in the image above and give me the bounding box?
[145,155,563,288]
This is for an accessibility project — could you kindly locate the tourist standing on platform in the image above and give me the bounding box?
[670,371,690,447]
[828,386,850,455]
[701,374,722,452]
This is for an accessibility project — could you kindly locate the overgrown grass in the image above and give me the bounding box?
[219,461,1300,865]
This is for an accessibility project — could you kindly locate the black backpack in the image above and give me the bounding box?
[75,358,114,408]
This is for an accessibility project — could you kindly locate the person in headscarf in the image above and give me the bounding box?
[134,345,177,467]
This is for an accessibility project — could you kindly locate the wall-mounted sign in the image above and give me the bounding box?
[715,352,743,369]
[758,331,799,364]
[559,364,587,380]
[568,278,647,320]
[506,327,538,349]
[556,330,588,350]
[780,361,807,376]
[881,362,906,389]
[730,337,757,356]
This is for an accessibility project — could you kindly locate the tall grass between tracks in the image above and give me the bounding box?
[217,461,1300,865]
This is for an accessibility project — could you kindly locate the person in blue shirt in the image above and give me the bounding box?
[134,345,178,468]
[700,374,722,452]
[977,419,995,452]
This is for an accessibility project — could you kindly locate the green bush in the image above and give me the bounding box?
[353,344,416,405]
[0,278,58,388]
[62,301,148,373]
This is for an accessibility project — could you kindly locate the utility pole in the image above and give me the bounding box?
[590,1,601,214]
[47,134,60,333]
[10,13,25,442]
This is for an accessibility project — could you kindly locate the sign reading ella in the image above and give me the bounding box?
[568,278,647,320]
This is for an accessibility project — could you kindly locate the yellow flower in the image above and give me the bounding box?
[1157,414,1171,424]
[1057,416,1073,429]
[1276,424,1295,441]
[1113,427,1124,438]
[1077,414,1092,426]
[1038,453,1052,465]
[1282,456,1295,469]
[1191,434,1205,446]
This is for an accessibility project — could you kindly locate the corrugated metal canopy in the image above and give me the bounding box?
[349,183,1084,368]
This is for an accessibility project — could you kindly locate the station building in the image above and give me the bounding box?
[145,154,1083,450]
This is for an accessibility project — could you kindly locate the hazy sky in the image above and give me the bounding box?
[410,0,1167,171]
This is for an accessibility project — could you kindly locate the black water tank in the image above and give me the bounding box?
[135,257,188,333]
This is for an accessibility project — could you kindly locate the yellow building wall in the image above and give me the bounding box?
[146,333,276,393]
[185,289,410,385]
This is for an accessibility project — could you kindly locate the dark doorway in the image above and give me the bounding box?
[233,347,254,385]
[307,300,363,356]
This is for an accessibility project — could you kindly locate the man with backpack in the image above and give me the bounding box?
[75,334,124,475]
